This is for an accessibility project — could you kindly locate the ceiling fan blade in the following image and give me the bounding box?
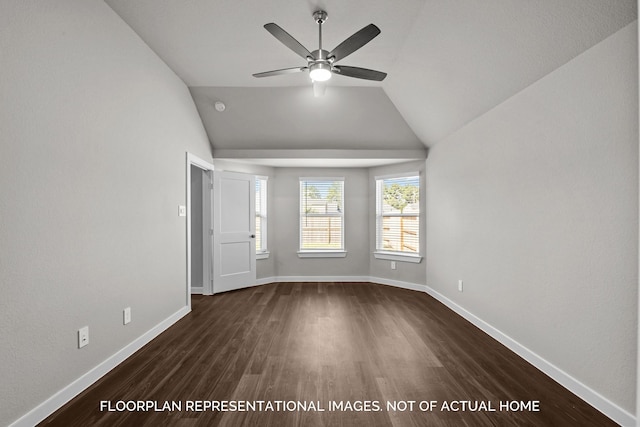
[253,67,308,78]
[264,23,312,60]
[328,24,380,62]
[333,65,387,81]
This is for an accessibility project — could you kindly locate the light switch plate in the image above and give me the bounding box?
[123,307,131,325]
[78,326,89,348]
[178,205,186,217]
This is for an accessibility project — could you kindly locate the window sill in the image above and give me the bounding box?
[256,251,270,260]
[298,250,347,258]
[373,251,422,264]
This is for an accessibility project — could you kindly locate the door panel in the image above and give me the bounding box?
[220,242,252,276]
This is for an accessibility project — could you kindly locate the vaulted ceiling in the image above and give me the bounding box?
[105,0,636,165]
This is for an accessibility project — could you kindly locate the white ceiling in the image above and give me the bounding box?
[385,0,637,144]
[105,0,426,88]
[105,0,636,163]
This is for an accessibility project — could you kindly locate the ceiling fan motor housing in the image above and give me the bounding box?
[310,49,331,61]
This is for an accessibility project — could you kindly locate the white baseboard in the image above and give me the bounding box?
[10,306,191,427]
[256,276,277,286]
[191,286,204,294]
[271,275,371,283]
[369,276,429,293]
[422,284,635,427]
[256,276,425,291]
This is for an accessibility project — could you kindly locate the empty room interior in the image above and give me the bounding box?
[1,1,639,426]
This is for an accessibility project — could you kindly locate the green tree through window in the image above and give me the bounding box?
[376,175,420,254]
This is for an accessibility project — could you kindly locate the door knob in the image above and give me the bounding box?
[250,234,256,238]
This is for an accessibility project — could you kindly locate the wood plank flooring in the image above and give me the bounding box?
[41,282,617,426]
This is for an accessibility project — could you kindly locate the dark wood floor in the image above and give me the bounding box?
[41,282,617,426]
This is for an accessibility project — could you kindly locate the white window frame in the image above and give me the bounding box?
[255,176,269,259]
[298,177,346,258]
[374,172,422,263]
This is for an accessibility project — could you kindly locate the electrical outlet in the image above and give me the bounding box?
[458,280,464,292]
[391,261,397,270]
[123,307,131,325]
[78,326,89,348]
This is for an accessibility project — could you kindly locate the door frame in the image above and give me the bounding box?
[186,153,215,308]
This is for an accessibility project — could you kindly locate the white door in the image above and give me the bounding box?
[213,171,256,293]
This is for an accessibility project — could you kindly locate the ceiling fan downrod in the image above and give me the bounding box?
[313,10,327,53]
[309,10,331,81]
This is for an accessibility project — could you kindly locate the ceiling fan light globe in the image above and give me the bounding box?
[309,63,332,82]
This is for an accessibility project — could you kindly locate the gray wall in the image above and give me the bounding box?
[214,161,427,284]
[425,22,638,413]
[0,1,212,425]
[368,160,427,285]
[272,168,370,278]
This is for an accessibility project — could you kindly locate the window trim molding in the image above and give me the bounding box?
[375,172,421,256]
[297,250,347,258]
[373,251,422,263]
[255,175,268,257]
[299,177,345,252]
[374,171,420,181]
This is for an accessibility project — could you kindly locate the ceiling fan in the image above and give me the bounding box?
[253,10,387,85]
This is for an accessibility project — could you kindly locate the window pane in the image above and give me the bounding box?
[301,180,343,214]
[255,215,262,250]
[377,175,419,254]
[255,177,267,252]
[300,179,344,250]
[300,216,343,249]
[255,179,261,214]
[380,216,419,253]
[381,176,419,214]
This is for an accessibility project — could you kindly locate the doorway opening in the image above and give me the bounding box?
[186,153,214,308]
